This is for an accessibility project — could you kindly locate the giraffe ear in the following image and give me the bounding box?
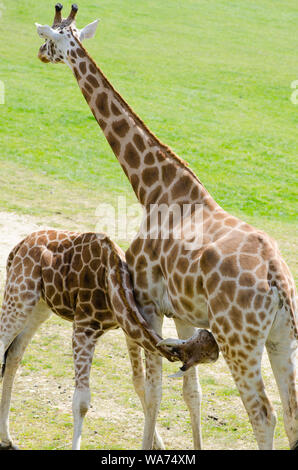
[35,23,61,42]
[79,20,99,41]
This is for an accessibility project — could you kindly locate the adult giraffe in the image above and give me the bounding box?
[35,4,297,450]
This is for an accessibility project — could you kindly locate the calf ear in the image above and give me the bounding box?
[79,20,99,41]
[35,23,61,41]
[169,369,186,379]
[157,338,186,347]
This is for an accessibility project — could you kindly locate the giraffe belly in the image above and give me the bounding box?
[150,279,209,328]
[165,267,210,327]
[43,294,75,322]
[170,292,209,328]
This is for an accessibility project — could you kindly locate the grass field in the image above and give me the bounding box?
[0,0,297,450]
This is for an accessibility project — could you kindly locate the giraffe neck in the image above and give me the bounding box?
[67,33,219,211]
[103,238,179,362]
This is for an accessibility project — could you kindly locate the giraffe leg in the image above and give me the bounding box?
[141,313,164,450]
[174,318,202,450]
[71,324,100,450]
[0,301,51,450]
[142,351,163,450]
[231,360,276,449]
[125,336,165,449]
[210,315,277,450]
[266,306,298,450]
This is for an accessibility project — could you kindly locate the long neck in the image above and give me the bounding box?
[67,34,219,211]
[104,239,179,362]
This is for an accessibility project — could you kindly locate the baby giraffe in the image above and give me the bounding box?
[0,229,218,450]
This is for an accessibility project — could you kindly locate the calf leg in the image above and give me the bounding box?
[0,301,51,449]
[72,324,100,450]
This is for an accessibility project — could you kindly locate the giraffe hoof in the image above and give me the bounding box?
[0,442,19,450]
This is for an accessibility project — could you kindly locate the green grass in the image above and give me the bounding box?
[0,0,297,450]
[0,0,297,225]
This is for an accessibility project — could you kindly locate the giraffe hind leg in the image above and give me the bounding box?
[208,299,278,449]
[266,302,298,450]
[219,342,276,449]
[292,440,298,450]
[1,346,11,380]
[0,301,51,449]
[1,339,19,381]
[0,266,44,375]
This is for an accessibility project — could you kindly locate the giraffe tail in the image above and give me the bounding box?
[0,341,4,379]
[0,312,23,381]
[0,337,15,381]
[0,237,36,381]
[0,342,13,380]
[269,259,298,340]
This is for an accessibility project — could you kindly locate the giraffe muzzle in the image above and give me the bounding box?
[157,328,219,377]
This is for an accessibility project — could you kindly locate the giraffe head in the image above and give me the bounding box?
[158,329,219,378]
[36,3,99,64]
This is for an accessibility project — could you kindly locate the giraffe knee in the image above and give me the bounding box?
[1,337,22,375]
[145,381,162,412]
[73,388,91,418]
[265,406,277,428]
[132,374,145,396]
[79,403,89,417]
[286,411,298,448]
[182,371,202,407]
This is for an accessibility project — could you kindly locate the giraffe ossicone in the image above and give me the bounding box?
[34,4,298,451]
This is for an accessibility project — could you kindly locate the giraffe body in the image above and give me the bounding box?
[130,210,298,450]
[0,229,217,450]
[35,5,298,449]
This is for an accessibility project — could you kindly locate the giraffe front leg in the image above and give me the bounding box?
[125,336,165,450]
[174,318,203,450]
[138,312,164,450]
[72,388,91,451]
[142,351,163,450]
[71,324,100,450]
